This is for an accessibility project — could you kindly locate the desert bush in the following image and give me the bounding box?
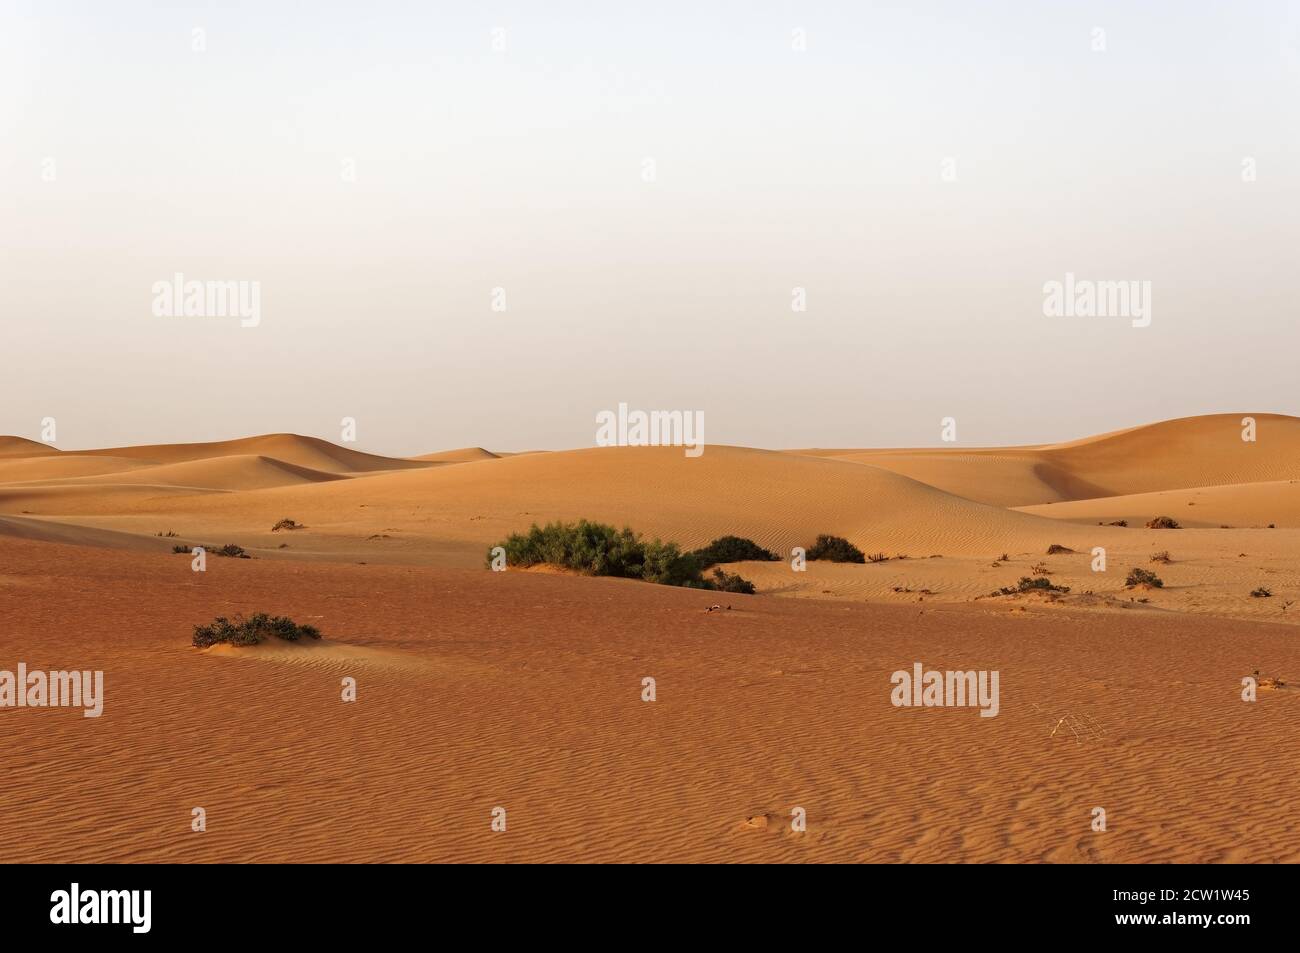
[1031,562,1051,576]
[640,539,708,587]
[489,520,754,593]
[1146,516,1180,529]
[867,552,889,563]
[992,576,1070,595]
[691,535,778,567]
[1150,551,1172,564]
[709,568,756,594]
[212,544,250,558]
[1126,567,1164,588]
[806,534,865,563]
[1250,587,1272,598]
[492,520,644,577]
[192,613,321,648]
[271,518,302,532]
[1046,544,1075,555]
[1106,520,1128,527]
[156,530,179,538]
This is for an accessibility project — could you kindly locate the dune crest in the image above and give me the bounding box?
[76,432,432,474]
[795,413,1300,507]
[0,436,60,458]
[410,447,501,463]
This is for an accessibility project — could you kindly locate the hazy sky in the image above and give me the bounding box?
[3,1,1299,455]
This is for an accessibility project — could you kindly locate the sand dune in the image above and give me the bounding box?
[410,447,501,463]
[78,433,432,474]
[0,435,60,458]
[1042,413,1300,495]
[797,413,1300,507]
[0,514,179,551]
[4,414,1299,864]
[66,444,1079,563]
[0,454,154,483]
[0,483,233,516]
[1018,479,1300,528]
[792,450,1112,508]
[38,454,347,492]
[2,414,1298,598]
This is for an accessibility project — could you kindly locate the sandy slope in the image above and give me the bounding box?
[0,514,181,551]
[30,454,347,492]
[3,414,1299,863]
[797,413,1300,507]
[1018,479,1300,528]
[0,436,60,458]
[9,444,1081,566]
[0,537,1294,863]
[0,454,154,483]
[790,449,1112,508]
[1,416,1298,629]
[78,433,432,474]
[410,447,501,463]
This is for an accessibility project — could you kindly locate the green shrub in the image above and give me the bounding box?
[489,520,754,593]
[640,539,707,587]
[192,613,321,648]
[691,535,778,567]
[1126,567,1164,588]
[709,568,756,594]
[992,576,1070,595]
[1146,516,1180,529]
[172,543,246,557]
[492,520,645,577]
[806,534,865,563]
[1018,576,1068,593]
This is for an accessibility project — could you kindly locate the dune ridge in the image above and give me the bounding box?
[410,447,501,463]
[76,432,432,474]
[1,414,1298,627]
[0,435,60,458]
[3,414,1299,864]
[795,413,1300,507]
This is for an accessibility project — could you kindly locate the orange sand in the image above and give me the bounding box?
[1,413,1297,861]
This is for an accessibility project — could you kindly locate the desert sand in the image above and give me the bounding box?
[1,413,1296,862]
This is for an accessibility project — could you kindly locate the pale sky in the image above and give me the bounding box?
[3,1,1299,455]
